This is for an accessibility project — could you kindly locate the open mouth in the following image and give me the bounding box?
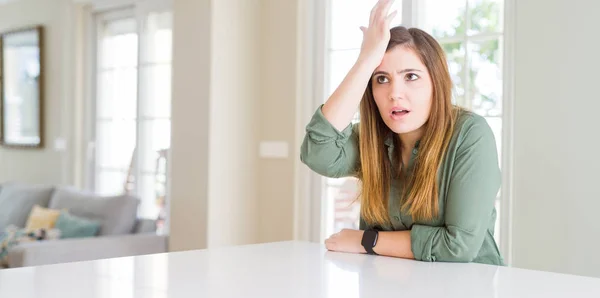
[391,109,409,116]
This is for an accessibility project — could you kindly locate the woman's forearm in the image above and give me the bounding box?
[373,231,415,259]
[321,58,378,131]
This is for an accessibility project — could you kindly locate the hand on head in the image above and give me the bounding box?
[358,0,398,68]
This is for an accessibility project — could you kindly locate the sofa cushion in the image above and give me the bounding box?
[132,218,158,234]
[0,184,55,231]
[55,211,101,239]
[48,188,139,236]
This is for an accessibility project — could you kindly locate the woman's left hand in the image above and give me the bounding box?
[325,229,367,254]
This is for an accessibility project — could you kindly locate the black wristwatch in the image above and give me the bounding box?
[361,229,379,255]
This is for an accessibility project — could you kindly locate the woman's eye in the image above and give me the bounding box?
[376,76,389,84]
[406,73,419,81]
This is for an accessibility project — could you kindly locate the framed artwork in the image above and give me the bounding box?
[0,25,44,148]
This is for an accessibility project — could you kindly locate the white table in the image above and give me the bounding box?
[1,241,599,297]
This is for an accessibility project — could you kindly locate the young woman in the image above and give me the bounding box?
[300,0,503,265]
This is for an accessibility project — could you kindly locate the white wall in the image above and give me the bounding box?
[169,0,211,251]
[511,0,600,277]
[169,0,263,250]
[257,0,297,243]
[170,0,298,250]
[207,0,260,247]
[0,0,77,185]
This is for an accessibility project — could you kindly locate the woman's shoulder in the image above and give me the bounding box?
[452,107,496,147]
[455,108,488,126]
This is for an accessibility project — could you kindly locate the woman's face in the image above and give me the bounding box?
[371,46,433,136]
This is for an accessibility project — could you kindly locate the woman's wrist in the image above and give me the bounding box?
[355,54,381,73]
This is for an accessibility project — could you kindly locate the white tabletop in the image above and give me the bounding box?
[1,241,599,298]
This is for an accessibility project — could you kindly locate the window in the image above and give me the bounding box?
[91,3,172,232]
[323,0,505,244]
[94,13,138,197]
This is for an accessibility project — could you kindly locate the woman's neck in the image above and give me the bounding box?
[399,127,424,153]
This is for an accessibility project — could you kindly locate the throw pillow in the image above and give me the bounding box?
[55,211,101,239]
[25,205,61,231]
[49,188,139,236]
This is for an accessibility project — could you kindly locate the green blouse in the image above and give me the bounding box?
[300,106,503,265]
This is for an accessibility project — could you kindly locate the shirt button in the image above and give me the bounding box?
[393,216,400,221]
[412,148,418,155]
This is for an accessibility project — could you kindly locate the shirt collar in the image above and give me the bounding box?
[384,134,421,151]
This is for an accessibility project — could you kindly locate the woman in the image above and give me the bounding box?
[300,0,503,265]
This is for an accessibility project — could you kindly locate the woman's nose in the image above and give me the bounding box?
[389,80,406,100]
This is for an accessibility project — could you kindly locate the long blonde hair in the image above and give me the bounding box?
[358,26,458,226]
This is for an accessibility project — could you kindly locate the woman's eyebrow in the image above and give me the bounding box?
[373,68,424,76]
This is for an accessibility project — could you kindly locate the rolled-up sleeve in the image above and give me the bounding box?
[411,116,501,262]
[300,105,360,178]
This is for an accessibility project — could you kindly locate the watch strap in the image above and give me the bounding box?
[361,229,379,255]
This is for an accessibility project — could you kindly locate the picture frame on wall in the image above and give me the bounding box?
[0,25,44,148]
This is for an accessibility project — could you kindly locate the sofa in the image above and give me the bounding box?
[0,182,168,268]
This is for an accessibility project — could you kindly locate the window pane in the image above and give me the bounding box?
[329,178,361,232]
[327,49,360,97]
[330,0,402,50]
[138,173,160,219]
[139,119,171,172]
[494,198,501,243]
[96,120,137,169]
[95,170,128,196]
[441,42,466,106]
[467,0,503,35]
[468,38,502,117]
[139,64,171,118]
[99,18,137,69]
[141,11,173,64]
[419,0,467,38]
[95,15,139,196]
[97,68,138,119]
[485,116,502,166]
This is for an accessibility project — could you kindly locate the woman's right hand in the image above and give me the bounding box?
[358,0,398,68]
[319,0,397,131]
